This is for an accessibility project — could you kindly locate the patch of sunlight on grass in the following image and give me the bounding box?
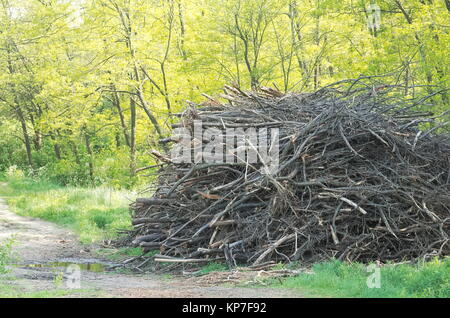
[0,177,135,244]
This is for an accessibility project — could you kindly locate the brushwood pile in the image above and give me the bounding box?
[126,80,450,267]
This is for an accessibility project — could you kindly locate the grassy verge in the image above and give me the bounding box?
[0,238,15,274]
[267,258,450,298]
[94,247,144,261]
[198,262,229,275]
[0,277,101,298]
[0,176,134,243]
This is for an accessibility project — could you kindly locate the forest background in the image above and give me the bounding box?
[0,0,448,188]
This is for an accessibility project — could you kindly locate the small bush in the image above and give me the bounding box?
[5,166,25,180]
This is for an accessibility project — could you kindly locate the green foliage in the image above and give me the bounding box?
[268,258,450,298]
[0,0,447,187]
[0,238,15,274]
[0,176,133,244]
[199,262,229,275]
[0,277,99,298]
[95,247,144,261]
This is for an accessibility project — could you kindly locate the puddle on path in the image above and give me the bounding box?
[15,258,120,273]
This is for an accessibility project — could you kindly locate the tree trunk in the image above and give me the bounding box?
[313,0,321,90]
[15,104,33,168]
[177,0,187,59]
[130,95,137,177]
[83,129,95,183]
[111,84,131,147]
[29,113,42,151]
[70,141,81,166]
[50,133,62,160]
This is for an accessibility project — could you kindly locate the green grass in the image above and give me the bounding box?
[2,175,448,298]
[267,258,450,298]
[95,247,144,261]
[0,238,15,274]
[0,277,101,298]
[198,262,229,275]
[0,176,135,243]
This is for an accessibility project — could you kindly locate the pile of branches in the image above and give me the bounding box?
[127,78,450,267]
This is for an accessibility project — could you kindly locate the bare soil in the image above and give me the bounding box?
[0,197,303,298]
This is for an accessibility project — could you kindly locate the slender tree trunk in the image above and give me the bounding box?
[129,95,137,177]
[177,0,187,59]
[54,144,62,160]
[133,66,166,139]
[83,129,95,183]
[313,0,321,90]
[115,133,121,148]
[288,1,307,83]
[15,103,33,168]
[160,64,172,114]
[233,34,241,87]
[70,141,81,166]
[111,84,130,147]
[50,133,62,160]
[29,113,42,151]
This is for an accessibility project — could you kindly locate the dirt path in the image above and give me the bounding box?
[0,198,85,262]
[0,195,303,298]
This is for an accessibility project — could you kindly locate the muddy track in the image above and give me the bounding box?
[0,195,303,298]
